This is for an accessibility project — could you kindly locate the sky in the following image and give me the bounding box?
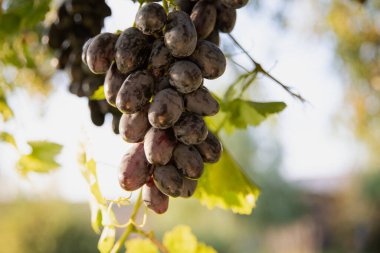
[0,0,368,202]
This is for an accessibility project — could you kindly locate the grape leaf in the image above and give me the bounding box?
[98,226,116,253]
[0,132,17,148]
[163,226,197,253]
[219,99,286,134]
[90,85,106,100]
[163,226,217,253]
[194,148,260,215]
[16,141,62,176]
[125,239,159,253]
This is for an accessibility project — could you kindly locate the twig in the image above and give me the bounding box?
[110,190,143,253]
[227,33,306,103]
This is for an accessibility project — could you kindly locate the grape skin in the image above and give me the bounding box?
[190,0,217,39]
[153,164,184,197]
[189,40,226,79]
[173,144,204,179]
[135,3,167,35]
[116,70,153,114]
[119,143,152,191]
[119,105,150,143]
[85,32,117,74]
[180,177,198,198]
[143,178,169,214]
[169,60,203,94]
[104,63,128,107]
[220,0,248,9]
[115,27,150,74]
[195,131,222,163]
[144,128,177,165]
[184,86,219,116]
[164,11,197,57]
[148,88,184,129]
[173,112,208,145]
[216,4,237,33]
[148,39,175,79]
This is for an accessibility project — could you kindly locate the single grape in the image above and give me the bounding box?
[144,128,177,165]
[115,27,150,74]
[153,165,184,197]
[85,32,118,74]
[143,178,169,214]
[173,144,204,179]
[135,3,167,35]
[119,143,152,191]
[169,61,203,94]
[116,70,153,114]
[190,0,217,39]
[119,105,150,143]
[88,100,105,126]
[180,177,198,198]
[173,112,208,145]
[164,11,197,57]
[184,86,219,116]
[195,131,222,163]
[104,63,129,107]
[216,4,237,33]
[148,88,184,129]
[189,40,226,79]
[148,39,175,79]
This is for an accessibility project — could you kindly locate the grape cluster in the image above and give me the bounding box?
[46,0,122,133]
[82,2,231,214]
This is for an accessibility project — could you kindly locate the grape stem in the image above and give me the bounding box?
[135,229,170,253]
[227,33,306,103]
[109,190,143,253]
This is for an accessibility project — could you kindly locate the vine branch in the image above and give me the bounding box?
[227,33,306,103]
[110,190,143,253]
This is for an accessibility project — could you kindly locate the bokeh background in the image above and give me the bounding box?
[1,0,380,252]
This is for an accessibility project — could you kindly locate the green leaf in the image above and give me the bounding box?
[163,226,217,253]
[125,239,159,253]
[90,85,106,100]
[98,226,116,253]
[0,132,17,148]
[16,141,62,176]
[220,99,286,133]
[194,148,260,215]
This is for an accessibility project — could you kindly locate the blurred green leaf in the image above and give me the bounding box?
[80,158,106,205]
[0,97,14,121]
[90,85,106,100]
[0,132,18,148]
[194,148,260,215]
[16,141,62,176]
[98,226,116,253]
[163,226,217,253]
[163,226,197,253]
[90,198,103,234]
[125,238,159,253]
